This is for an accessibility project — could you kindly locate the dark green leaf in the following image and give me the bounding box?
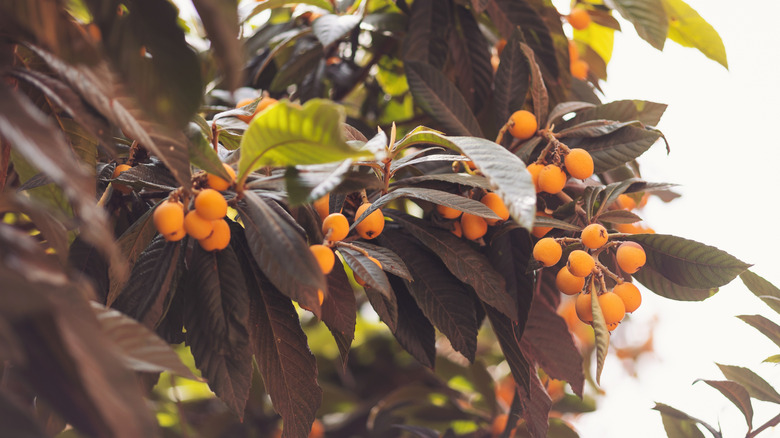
[717,363,780,404]
[611,0,669,50]
[111,162,179,192]
[107,206,158,306]
[452,5,492,113]
[546,101,596,127]
[392,425,440,438]
[0,193,69,266]
[0,391,49,438]
[563,99,667,128]
[494,29,530,132]
[485,227,533,332]
[186,121,231,179]
[351,241,413,281]
[518,42,549,125]
[556,119,645,138]
[517,371,553,438]
[740,270,780,315]
[633,263,718,301]
[192,0,243,90]
[405,61,484,137]
[284,160,355,205]
[369,187,500,220]
[403,0,451,69]
[389,154,469,173]
[628,234,750,289]
[569,125,662,173]
[653,403,719,438]
[321,260,356,365]
[391,173,491,189]
[338,246,393,300]
[695,379,752,431]
[484,303,531,394]
[387,274,436,368]
[312,13,361,48]
[597,209,643,224]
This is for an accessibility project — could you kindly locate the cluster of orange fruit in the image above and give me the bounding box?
[533,222,646,332]
[566,7,591,80]
[527,148,594,195]
[152,163,236,251]
[436,192,510,241]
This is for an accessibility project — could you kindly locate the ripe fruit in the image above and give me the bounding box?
[564,148,594,180]
[537,164,567,194]
[354,256,382,286]
[165,227,186,242]
[322,212,349,241]
[568,7,591,30]
[113,163,131,177]
[236,97,255,108]
[112,164,132,194]
[309,418,324,438]
[575,292,593,323]
[184,210,214,240]
[436,204,462,219]
[451,220,463,238]
[526,162,544,193]
[491,413,515,438]
[556,266,586,295]
[481,193,510,225]
[598,291,626,325]
[206,163,236,191]
[256,96,278,113]
[461,213,488,241]
[354,203,385,240]
[568,40,579,61]
[532,211,553,238]
[616,242,646,274]
[153,200,185,237]
[570,59,588,80]
[508,110,538,140]
[195,189,228,221]
[614,282,642,313]
[581,223,608,249]
[607,322,619,332]
[236,96,278,123]
[616,194,637,210]
[533,237,562,267]
[313,194,330,220]
[567,249,595,277]
[199,219,231,251]
[310,244,335,275]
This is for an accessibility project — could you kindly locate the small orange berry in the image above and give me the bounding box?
[599,291,626,325]
[354,203,385,240]
[614,282,642,313]
[310,244,335,275]
[537,164,567,194]
[556,266,585,295]
[508,110,538,140]
[570,59,588,80]
[206,163,236,191]
[113,163,131,178]
[309,418,324,438]
[165,228,186,242]
[568,7,591,30]
[153,200,185,237]
[491,413,517,438]
[532,211,553,238]
[575,292,593,323]
[581,223,608,249]
[616,242,646,274]
[313,194,330,221]
[322,212,350,241]
[495,39,507,56]
[567,249,595,277]
[198,219,231,251]
[568,40,579,62]
[564,148,594,180]
[112,164,133,194]
[195,189,228,221]
[616,194,637,210]
[436,204,462,219]
[533,237,562,267]
[184,210,214,240]
[481,193,510,225]
[527,162,544,193]
[256,97,278,113]
[354,256,382,286]
[461,213,488,241]
[607,322,619,332]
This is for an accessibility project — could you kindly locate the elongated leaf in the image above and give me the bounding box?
[405,61,484,137]
[186,122,231,180]
[569,125,662,173]
[452,5,492,113]
[628,234,750,289]
[485,227,534,334]
[184,246,252,418]
[484,304,530,393]
[611,0,669,50]
[320,260,356,365]
[242,0,333,22]
[717,363,780,404]
[237,191,325,315]
[547,101,596,127]
[662,0,727,69]
[563,99,667,128]
[391,173,491,189]
[517,370,553,438]
[494,29,530,132]
[393,213,514,321]
[695,379,752,431]
[403,0,451,69]
[590,289,609,384]
[269,37,323,93]
[738,315,780,351]
[519,42,549,125]
[655,406,708,438]
[633,264,718,301]
[312,13,361,48]
[367,187,500,220]
[192,0,243,90]
[388,274,436,368]
[556,119,644,138]
[597,209,643,224]
[90,302,196,379]
[350,241,413,281]
[740,270,780,314]
[108,206,158,305]
[390,154,469,173]
[364,284,399,332]
[338,246,393,300]
[239,99,365,178]
[284,160,354,205]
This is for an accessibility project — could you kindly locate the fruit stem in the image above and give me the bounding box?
[334,241,372,259]
[495,120,510,145]
[211,123,219,153]
[594,258,623,284]
[360,189,369,204]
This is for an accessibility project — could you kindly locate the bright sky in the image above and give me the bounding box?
[565,1,780,436]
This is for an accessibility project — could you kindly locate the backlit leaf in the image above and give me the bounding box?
[662,0,727,69]
[312,13,361,48]
[740,270,780,315]
[573,19,615,64]
[717,363,780,404]
[652,403,716,438]
[611,0,669,50]
[590,288,609,384]
[633,264,717,301]
[695,379,752,431]
[738,315,780,351]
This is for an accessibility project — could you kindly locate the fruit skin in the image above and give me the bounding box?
[195,189,228,221]
[537,164,567,194]
[567,249,595,277]
[533,237,562,267]
[570,59,588,80]
[598,291,626,325]
[165,227,186,242]
[313,194,330,221]
[322,213,350,241]
[508,110,538,140]
[184,210,214,240]
[564,148,594,180]
[236,97,278,123]
[481,192,510,225]
[198,219,231,251]
[616,194,637,210]
[532,211,553,238]
[568,7,591,30]
[614,282,642,313]
[354,203,385,240]
[310,244,335,275]
[556,266,586,295]
[436,204,462,219]
[461,213,488,241]
[354,256,382,286]
[207,163,236,191]
[526,162,544,193]
[575,292,593,323]
[112,164,133,194]
[154,200,185,237]
[581,223,608,249]
[616,241,646,274]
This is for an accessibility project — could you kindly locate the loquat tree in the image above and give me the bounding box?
[0,0,776,437]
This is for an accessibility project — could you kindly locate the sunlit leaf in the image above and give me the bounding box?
[695,379,752,431]
[633,264,717,301]
[740,270,780,315]
[611,0,669,50]
[590,288,609,384]
[662,0,728,69]
[653,403,717,438]
[573,18,615,64]
[312,13,361,48]
[717,363,780,404]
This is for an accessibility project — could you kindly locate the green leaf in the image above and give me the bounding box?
[368,187,500,220]
[695,379,753,431]
[662,0,728,69]
[405,61,484,137]
[403,0,451,69]
[738,315,780,352]
[573,19,616,64]
[740,270,780,315]
[627,234,751,289]
[763,355,780,364]
[312,13,361,48]
[238,99,365,178]
[320,260,356,365]
[387,274,437,368]
[494,29,531,132]
[590,289,609,385]
[653,403,718,438]
[563,99,668,128]
[717,363,780,404]
[633,264,718,301]
[337,246,393,300]
[611,0,669,51]
[484,304,530,394]
[569,125,662,173]
[185,122,231,180]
